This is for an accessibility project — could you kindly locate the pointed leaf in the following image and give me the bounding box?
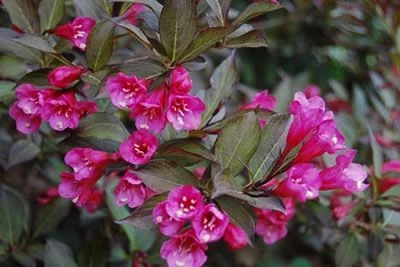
[78,238,109,267]
[206,0,231,25]
[14,34,56,53]
[3,0,40,34]
[38,0,65,33]
[160,0,196,61]
[7,139,40,169]
[44,240,77,267]
[110,0,163,16]
[232,1,284,26]
[368,125,383,178]
[16,68,52,87]
[335,235,360,267]
[225,30,268,48]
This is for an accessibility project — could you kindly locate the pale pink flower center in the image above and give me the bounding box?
[176,196,197,217]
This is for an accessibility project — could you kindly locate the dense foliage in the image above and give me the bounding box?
[0,0,399,266]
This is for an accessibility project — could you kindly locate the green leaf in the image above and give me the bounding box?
[116,193,168,229]
[7,139,40,169]
[381,184,400,198]
[132,160,200,193]
[160,0,196,61]
[110,0,163,16]
[232,1,284,26]
[0,186,29,245]
[3,0,40,34]
[377,244,400,267]
[73,0,105,21]
[215,195,255,244]
[156,138,214,166]
[201,51,239,125]
[0,81,16,105]
[0,34,42,63]
[12,251,35,266]
[33,199,71,238]
[16,68,52,87]
[334,235,360,267]
[44,239,77,267]
[112,19,151,46]
[78,238,109,267]
[14,34,56,53]
[214,111,261,176]
[205,0,231,25]
[38,0,64,33]
[180,27,233,62]
[86,20,115,71]
[368,125,383,178]
[248,113,291,183]
[225,30,268,48]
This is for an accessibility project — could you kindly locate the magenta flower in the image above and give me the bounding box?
[65,147,111,181]
[106,72,149,109]
[48,65,84,88]
[273,163,321,202]
[9,103,42,134]
[286,92,326,152]
[160,230,207,267]
[256,223,288,245]
[304,84,321,98]
[329,190,355,221]
[114,171,146,208]
[41,92,97,131]
[130,85,167,133]
[165,185,204,220]
[123,3,146,25]
[52,17,96,51]
[119,130,158,165]
[82,187,104,213]
[169,66,192,95]
[256,198,295,225]
[382,160,400,173]
[166,94,205,131]
[320,149,368,193]
[294,120,346,163]
[153,201,184,236]
[58,171,100,206]
[223,223,249,250]
[240,90,277,111]
[192,203,229,243]
[15,84,50,115]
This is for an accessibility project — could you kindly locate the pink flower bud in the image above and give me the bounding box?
[119,130,158,165]
[165,185,204,220]
[48,65,84,88]
[123,3,146,25]
[166,94,205,131]
[304,84,321,98]
[169,66,192,95]
[240,90,277,111]
[114,171,146,208]
[223,223,249,250]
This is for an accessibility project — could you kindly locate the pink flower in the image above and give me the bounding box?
[58,171,100,206]
[382,160,400,173]
[52,17,96,51]
[380,178,400,193]
[123,3,146,25]
[119,130,158,165]
[286,92,326,152]
[166,94,205,131]
[223,223,249,250]
[106,72,149,109]
[329,190,355,221]
[130,85,167,133]
[304,84,321,98]
[255,198,295,225]
[165,185,204,220]
[65,147,111,181]
[41,92,97,131]
[256,223,288,245]
[320,149,368,193]
[114,171,146,208]
[293,120,346,163]
[192,203,229,243]
[273,164,321,202]
[37,187,59,206]
[48,65,84,88]
[9,103,42,134]
[240,90,277,111]
[15,84,50,115]
[153,201,184,236]
[160,230,207,267]
[82,187,104,213]
[169,66,192,95]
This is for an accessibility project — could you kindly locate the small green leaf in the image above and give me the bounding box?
[232,1,284,26]
[368,126,383,178]
[214,111,261,176]
[38,0,65,33]
[205,0,231,25]
[335,235,360,267]
[7,139,40,169]
[44,239,77,267]
[216,195,255,244]
[225,30,268,48]
[16,68,52,87]
[180,27,233,62]
[0,186,30,245]
[116,193,168,229]
[249,113,292,183]
[3,0,40,34]
[132,160,200,193]
[160,0,196,61]
[86,20,115,71]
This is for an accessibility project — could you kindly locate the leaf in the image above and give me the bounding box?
[201,51,239,125]
[381,184,400,198]
[12,251,35,266]
[205,0,231,25]
[248,113,292,183]
[180,27,233,62]
[0,186,30,245]
[116,193,168,229]
[3,0,40,33]
[232,1,284,26]
[0,33,42,63]
[182,56,208,71]
[78,239,109,267]
[214,111,261,176]
[73,0,105,21]
[159,0,196,61]
[225,30,268,48]
[38,0,65,33]
[110,0,163,16]
[86,19,115,71]
[44,239,77,267]
[215,195,255,244]
[16,68,52,87]
[156,138,214,166]
[132,160,200,193]
[14,34,56,53]
[33,198,71,238]
[368,125,383,178]
[377,244,400,267]
[7,139,40,169]
[112,19,151,46]
[335,235,360,267]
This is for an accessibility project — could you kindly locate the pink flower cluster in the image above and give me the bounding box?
[106,66,205,133]
[9,66,96,134]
